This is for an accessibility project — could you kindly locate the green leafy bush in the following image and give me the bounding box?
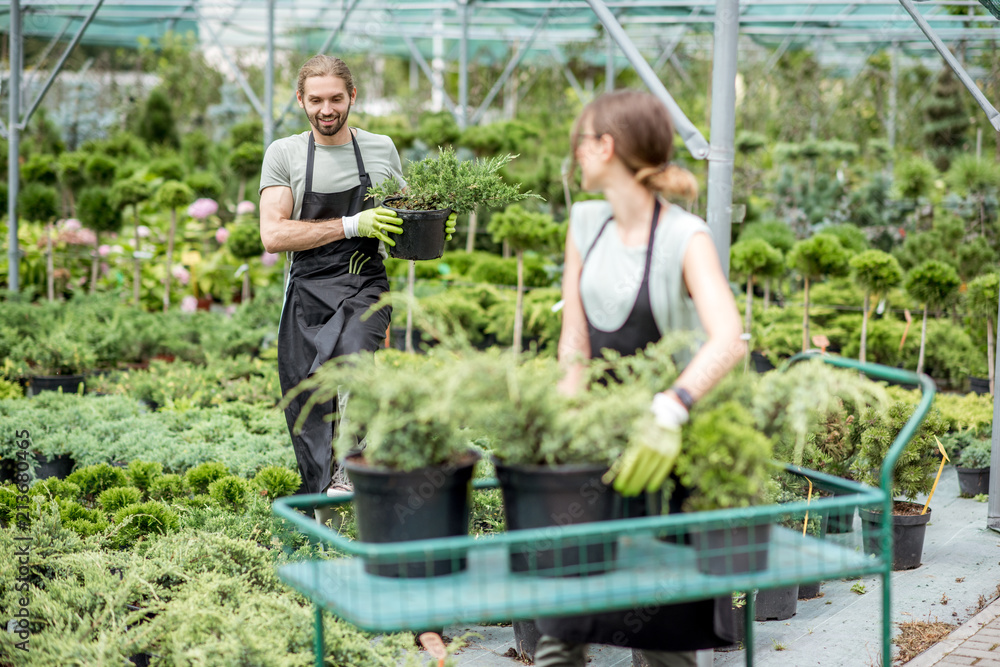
[149,473,190,502]
[208,475,251,511]
[66,463,129,502]
[252,466,302,501]
[467,253,550,287]
[958,439,991,469]
[126,460,163,495]
[184,461,229,494]
[110,501,180,548]
[30,478,81,502]
[97,486,143,514]
[0,378,23,399]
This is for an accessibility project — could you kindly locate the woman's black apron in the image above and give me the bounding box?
[278,131,391,496]
[535,200,734,651]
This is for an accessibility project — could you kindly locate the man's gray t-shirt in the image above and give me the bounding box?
[258,128,405,220]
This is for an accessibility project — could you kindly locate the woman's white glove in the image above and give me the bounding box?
[606,392,688,497]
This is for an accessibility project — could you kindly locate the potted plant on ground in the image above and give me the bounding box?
[8,327,96,396]
[905,260,961,376]
[366,147,539,260]
[287,349,479,578]
[955,438,991,497]
[850,400,948,570]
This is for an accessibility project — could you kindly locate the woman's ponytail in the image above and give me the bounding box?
[636,164,698,205]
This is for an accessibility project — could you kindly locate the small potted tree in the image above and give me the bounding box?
[955,438,991,498]
[227,221,265,303]
[155,180,194,312]
[905,260,961,376]
[788,234,851,352]
[19,183,60,302]
[850,401,948,570]
[730,238,783,367]
[287,350,479,578]
[965,273,998,395]
[366,147,539,261]
[850,250,903,364]
[486,205,562,356]
[76,187,122,294]
[110,176,153,308]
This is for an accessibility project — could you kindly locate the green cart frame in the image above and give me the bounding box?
[272,354,935,666]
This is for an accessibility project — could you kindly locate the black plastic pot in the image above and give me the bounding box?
[512,620,541,661]
[755,585,799,620]
[26,374,85,396]
[750,351,775,373]
[0,452,75,482]
[494,460,617,576]
[859,503,930,571]
[798,581,822,599]
[343,452,478,578]
[714,595,750,653]
[956,467,990,497]
[824,504,856,534]
[383,198,450,261]
[691,521,771,575]
[969,376,991,395]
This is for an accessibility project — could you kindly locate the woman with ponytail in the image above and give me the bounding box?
[545,90,745,666]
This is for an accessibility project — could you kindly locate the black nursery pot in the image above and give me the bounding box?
[0,452,75,483]
[383,198,450,261]
[691,521,771,575]
[494,460,617,577]
[956,467,990,497]
[26,374,86,396]
[344,452,478,578]
[755,585,799,621]
[860,503,930,571]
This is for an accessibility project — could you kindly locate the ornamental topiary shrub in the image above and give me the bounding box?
[184,461,228,494]
[126,460,163,496]
[905,259,961,375]
[252,466,302,501]
[66,463,129,503]
[97,486,142,514]
[208,475,251,511]
[110,500,179,548]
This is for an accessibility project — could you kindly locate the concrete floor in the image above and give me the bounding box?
[439,468,1000,666]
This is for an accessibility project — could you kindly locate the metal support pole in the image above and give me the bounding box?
[8,0,22,293]
[471,9,552,125]
[432,14,445,113]
[22,18,72,99]
[605,30,615,93]
[458,0,469,129]
[887,41,898,173]
[668,53,693,86]
[898,0,1000,131]
[706,0,740,277]
[20,0,107,130]
[585,0,710,160]
[988,289,1000,531]
[265,0,275,148]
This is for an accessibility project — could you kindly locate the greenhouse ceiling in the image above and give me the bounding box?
[1,0,998,66]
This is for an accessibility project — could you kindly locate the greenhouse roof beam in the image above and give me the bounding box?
[200,15,265,118]
[471,5,554,125]
[584,0,710,160]
[23,17,73,98]
[546,43,587,101]
[273,0,362,133]
[667,52,692,85]
[897,0,999,131]
[19,0,106,130]
[652,12,700,71]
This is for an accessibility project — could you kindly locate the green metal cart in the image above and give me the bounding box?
[272,355,935,666]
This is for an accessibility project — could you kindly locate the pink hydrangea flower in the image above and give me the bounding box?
[187,198,219,220]
[171,266,191,285]
[180,296,198,313]
[215,227,229,244]
[98,244,111,257]
[136,225,151,238]
[226,305,237,316]
[76,229,97,246]
[237,200,256,216]
[63,218,82,231]
[261,251,279,267]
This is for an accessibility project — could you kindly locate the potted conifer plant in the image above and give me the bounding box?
[955,438,990,497]
[366,147,539,261]
[287,349,479,578]
[851,400,948,570]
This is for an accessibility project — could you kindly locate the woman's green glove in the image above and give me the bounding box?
[445,212,457,241]
[343,207,403,246]
[605,392,687,497]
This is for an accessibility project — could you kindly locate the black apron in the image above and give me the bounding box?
[278,131,392,496]
[536,199,735,651]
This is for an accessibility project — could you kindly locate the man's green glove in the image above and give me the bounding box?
[343,207,403,246]
[605,392,687,497]
[445,212,457,241]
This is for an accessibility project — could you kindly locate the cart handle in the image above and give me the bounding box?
[785,353,936,513]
